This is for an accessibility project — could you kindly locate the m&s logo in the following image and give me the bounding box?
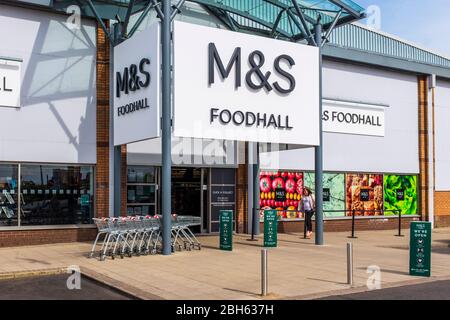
[116,58,151,98]
[208,43,296,94]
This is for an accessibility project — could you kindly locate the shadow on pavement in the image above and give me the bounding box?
[306,277,348,285]
[223,287,258,297]
[357,267,409,276]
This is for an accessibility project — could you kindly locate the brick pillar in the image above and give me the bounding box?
[95,23,129,218]
[418,75,429,222]
[96,22,110,218]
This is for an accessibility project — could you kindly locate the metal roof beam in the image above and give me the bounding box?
[203,6,237,31]
[290,0,316,45]
[328,0,363,18]
[85,0,111,42]
[271,8,286,38]
[285,10,308,39]
[322,10,342,47]
[127,0,159,39]
[121,0,135,40]
[171,0,187,21]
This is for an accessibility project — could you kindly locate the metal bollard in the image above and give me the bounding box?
[347,242,353,286]
[348,210,357,239]
[396,210,404,237]
[261,249,268,296]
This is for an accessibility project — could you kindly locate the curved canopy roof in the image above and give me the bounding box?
[184,0,366,41]
[46,0,365,42]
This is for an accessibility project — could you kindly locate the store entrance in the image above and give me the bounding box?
[171,168,208,233]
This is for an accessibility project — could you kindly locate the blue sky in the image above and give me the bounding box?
[353,0,450,57]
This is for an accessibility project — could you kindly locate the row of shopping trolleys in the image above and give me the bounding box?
[90,215,202,261]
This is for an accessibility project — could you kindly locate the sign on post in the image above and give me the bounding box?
[113,23,160,146]
[219,210,233,251]
[264,210,278,248]
[173,21,319,146]
[409,221,432,277]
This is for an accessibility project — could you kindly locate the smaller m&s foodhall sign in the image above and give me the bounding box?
[113,23,160,146]
[323,99,386,137]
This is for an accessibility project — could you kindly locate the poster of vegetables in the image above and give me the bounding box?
[346,174,383,216]
[384,175,418,215]
[260,171,304,220]
[304,173,345,217]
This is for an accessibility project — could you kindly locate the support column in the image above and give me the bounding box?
[427,75,436,227]
[247,142,253,234]
[108,23,128,218]
[111,23,121,218]
[252,142,260,236]
[161,0,172,255]
[418,75,430,222]
[314,21,324,245]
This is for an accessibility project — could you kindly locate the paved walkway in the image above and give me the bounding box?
[0,228,449,300]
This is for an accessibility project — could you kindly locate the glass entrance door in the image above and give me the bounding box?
[171,168,202,233]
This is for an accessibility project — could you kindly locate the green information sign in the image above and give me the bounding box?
[264,210,278,248]
[81,194,90,207]
[219,210,233,251]
[409,221,432,277]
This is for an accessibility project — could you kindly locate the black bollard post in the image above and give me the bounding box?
[348,210,357,239]
[303,211,307,239]
[396,210,404,237]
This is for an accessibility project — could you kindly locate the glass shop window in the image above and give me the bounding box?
[0,164,19,227]
[20,165,94,226]
[127,166,157,216]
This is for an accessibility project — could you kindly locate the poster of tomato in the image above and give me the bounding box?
[260,170,304,221]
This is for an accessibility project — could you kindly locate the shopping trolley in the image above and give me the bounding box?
[90,214,200,260]
[155,214,202,252]
[89,218,110,258]
[172,215,202,251]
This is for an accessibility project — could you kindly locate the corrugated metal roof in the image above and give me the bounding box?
[328,22,450,68]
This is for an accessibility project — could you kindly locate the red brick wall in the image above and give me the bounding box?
[96,22,110,219]
[435,192,450,227]
[0,228,97,248]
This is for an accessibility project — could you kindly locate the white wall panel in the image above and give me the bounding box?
[261,59,420,174]
[0,5,96,164]
[435,80,450,191]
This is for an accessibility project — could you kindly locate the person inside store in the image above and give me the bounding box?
[298,187,315,239]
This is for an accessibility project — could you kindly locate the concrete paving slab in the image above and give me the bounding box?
[0,228,448,300]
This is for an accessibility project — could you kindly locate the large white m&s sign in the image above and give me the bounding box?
[173,21,320,146]
[113,23,160,146]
